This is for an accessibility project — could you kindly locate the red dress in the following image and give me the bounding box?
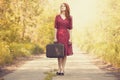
[55,15,72,56]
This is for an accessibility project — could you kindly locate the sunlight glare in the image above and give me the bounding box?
[48,0,106,31]
[64,0,101,29]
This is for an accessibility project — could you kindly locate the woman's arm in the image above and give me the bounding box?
[68,16,72,42]
[54,29,57,42]
[68,30,72,42]
[54,15,58,42]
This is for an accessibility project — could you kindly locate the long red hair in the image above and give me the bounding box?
[60,3,71,20]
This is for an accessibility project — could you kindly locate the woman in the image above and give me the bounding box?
[54,3,73,75]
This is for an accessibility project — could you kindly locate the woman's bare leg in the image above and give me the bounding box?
[61,56,67,73]
[58,58,62,72]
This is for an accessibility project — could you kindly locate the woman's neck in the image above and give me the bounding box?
[61,11,65,15]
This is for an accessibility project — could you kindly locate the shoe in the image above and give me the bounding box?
[60,72,64,76]
[56,72,61,75]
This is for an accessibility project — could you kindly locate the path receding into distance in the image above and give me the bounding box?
[3,46,117,80]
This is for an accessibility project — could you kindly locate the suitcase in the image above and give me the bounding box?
[46,43,64,58]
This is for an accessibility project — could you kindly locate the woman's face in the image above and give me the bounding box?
[60,4,66,12]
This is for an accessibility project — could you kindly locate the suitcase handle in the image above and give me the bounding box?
[54,41,58,44]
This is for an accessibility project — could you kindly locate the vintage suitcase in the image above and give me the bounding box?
[46,43,64,58]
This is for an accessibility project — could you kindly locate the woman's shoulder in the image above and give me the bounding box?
[69,15,72,21]
[55,14,60,18]
[55,14,60,20]
[70,15,72,19]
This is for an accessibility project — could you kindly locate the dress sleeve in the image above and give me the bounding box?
[54,15,58,29]
[68,16,72,30]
